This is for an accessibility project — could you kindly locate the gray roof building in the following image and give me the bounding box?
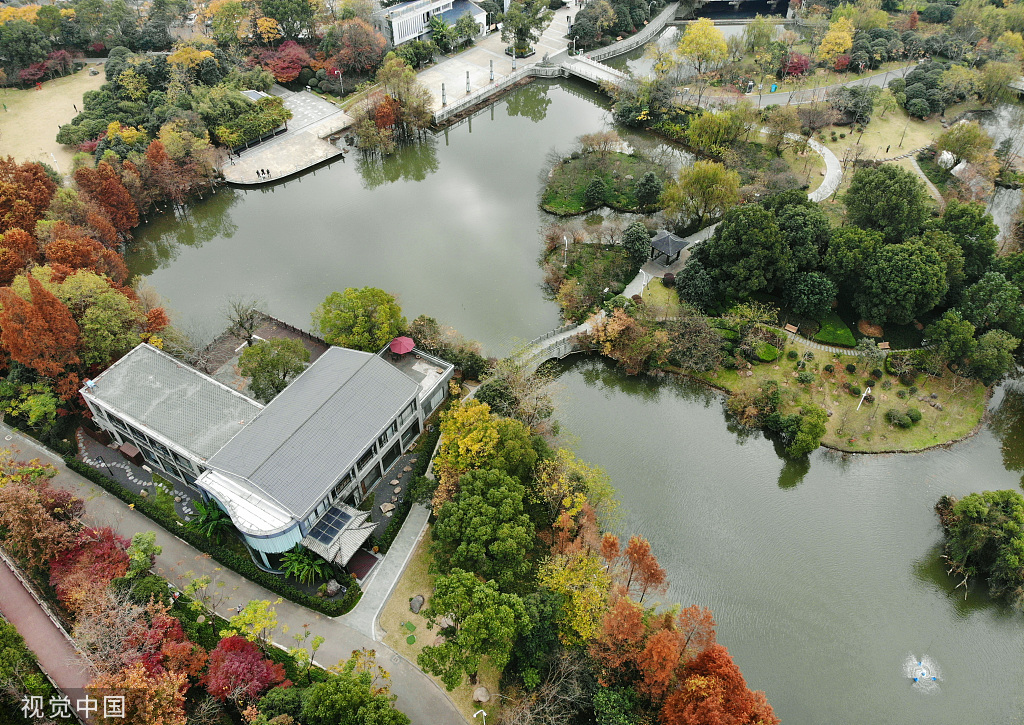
[82,344,263,461]
[207,347,420,522]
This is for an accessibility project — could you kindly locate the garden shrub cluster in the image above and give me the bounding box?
[65,458,362,616]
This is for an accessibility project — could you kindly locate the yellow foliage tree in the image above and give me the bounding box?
[0,4,39,22]
[219,600,279,646]
[106,121,149,147]
[536,448,617,524]
[539,552,611,645]
[257,16,283,43]
[817,17,854,66]
[168,44,215,71]
[116,68,149,101]
[676,17,727,75]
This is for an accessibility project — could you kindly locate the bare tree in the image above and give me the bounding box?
[72,588,148,673]
[498,650,590,725]
[224,297,266,347]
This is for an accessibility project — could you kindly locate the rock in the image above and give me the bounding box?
[935,403,943,411]
[410,595,425,614]
[438,616,454,629]
[826,410,833,417]
[325,579,342,597]
[380,502,396,513]
[624,174,634,180]
[931,393,938,399]
[394,486,402,493]
[473,687,490,703]
[390,479,400,485]
[403,465,412,472]
[410,458,417,463]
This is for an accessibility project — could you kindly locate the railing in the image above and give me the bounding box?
[433,64,563,124]
[524,323,578,350]
[586,2,679,61]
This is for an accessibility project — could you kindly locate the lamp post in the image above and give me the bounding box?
[563,235,569,267]
[95,455,115,483]
[571,36,577,55]
[473,711,487,725]
[49,152,60,175]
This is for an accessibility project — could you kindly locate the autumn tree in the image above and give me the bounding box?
[0,157,56,235]
[431,399,539,511]
[660,644,779,725]
[936,122,993,168]
[73,162,138,235]
[539,552,611,645]
[0,478,77,570]
[0,275,81,393]
[417,569,527,690]
[49,527,130,614]
[321,18,387,74]
[88,662,187,725]
[0,229,40,284]
[202,635,286,704]
[817,17,854,67]
[677,18,727,75]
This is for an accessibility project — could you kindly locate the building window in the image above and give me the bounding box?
[331,471,353,502]
[381,440,402,474]
[401,420,421,448]
[357,444,376,471]
[378,420,399,448]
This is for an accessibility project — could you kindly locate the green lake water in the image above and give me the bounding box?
[128,79,1024,724]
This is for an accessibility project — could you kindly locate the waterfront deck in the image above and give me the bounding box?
[221,89,353,186]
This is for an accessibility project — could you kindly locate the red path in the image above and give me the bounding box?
[0,556,94,693]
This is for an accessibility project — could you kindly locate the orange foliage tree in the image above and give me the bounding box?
[660,644,779,725]
[88,662,188,725]
[0,228,41,283]
[0,156,56,235]
[73,162,139,235]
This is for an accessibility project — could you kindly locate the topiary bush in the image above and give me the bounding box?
[897,389,907,398]
[864,393,875,403]
[584,176,609,208]
[662,272,675,287]
[846,363,857,374]
[787,350,799,360]
[797,371,814,384]
[909,386,918,395]
[881,379,892,390]
[871,368,884,379]
[824,364,834,373]
[849,385,862,396]
[755,342,780,362]
[907,407,922,423]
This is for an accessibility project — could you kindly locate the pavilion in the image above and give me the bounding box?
[649,229,688,265]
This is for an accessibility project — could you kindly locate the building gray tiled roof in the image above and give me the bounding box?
[85,344,263,460]
[207,347,420,520]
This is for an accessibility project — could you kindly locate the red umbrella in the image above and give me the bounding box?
[390,337,415,354]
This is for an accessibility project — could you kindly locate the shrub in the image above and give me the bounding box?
[723,358,738,369]
[897,389,907,398]
[864,379,874,389]
[796,371,814,384]
[864,393,875,403]
[909,386,918,395]
[849,385,861,396]
[846,363,857,374]
[584,177,608,208]
[899,372,917,386]
[907,407,922,423]
[881,379,892,390]
[803,351,815,361]
[662,273,675,287]
[839,133,846,139]
[715,328,740,341]
[64,459,361,616]
[787,350,799,360]
[871,368,883,379]
[824,364,834,373]
[886,409,912,428]
[754,342,780,362]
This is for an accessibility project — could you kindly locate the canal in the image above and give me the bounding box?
[128,79,1024,724]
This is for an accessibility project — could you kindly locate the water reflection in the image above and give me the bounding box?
[356,135,441,189]
[128,189,241,276]
[777,455,810,489]
[505,81,553,123]
[987,383,1024,479]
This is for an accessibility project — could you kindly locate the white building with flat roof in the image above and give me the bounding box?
[373,0,487,47]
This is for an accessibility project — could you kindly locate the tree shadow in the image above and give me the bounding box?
[355,135,440,190]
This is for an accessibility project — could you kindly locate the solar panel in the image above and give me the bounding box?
[307,506,353,545]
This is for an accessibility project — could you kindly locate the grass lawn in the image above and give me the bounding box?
[542,150,666,215]
[812,311,856,347]
[705,335,988,453]
[780,142,826,193]
[379,529,501,724]
[642,278,682,317]
[0,66,106,171]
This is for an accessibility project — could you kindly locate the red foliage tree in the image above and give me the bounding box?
[0,275,81,382]
[18,64,47,84]
[73,162,139,235]
[0,228,41,283]
[590,594,646,686]
[49,527,130,613]
[257,41,310,83]
[639,627,685,700]
[145,307,170,333]
[660,644,779,725]
[784,52,810,77]
[202,635,287,703]
[623,535,667,602]
[907,9,918,29]
[834,54,851,71]
[327,19,387,75]
[37,483,85,521]
[675,605,717,662]
[44,235,129,282]
[0,157,57,235]
[130,600,208,679]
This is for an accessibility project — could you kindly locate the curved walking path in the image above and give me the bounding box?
[0,551,95,694]
[0,422,462,725]
[908,156,946,210]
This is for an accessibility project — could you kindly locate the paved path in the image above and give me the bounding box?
[908,155,946,210]
[0,423,463,725]
[0,552,95,694]
[222,90,352,186]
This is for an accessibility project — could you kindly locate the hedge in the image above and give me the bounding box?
[753,342,780,362]
[813,313,857,347]
[64,458,362,617]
